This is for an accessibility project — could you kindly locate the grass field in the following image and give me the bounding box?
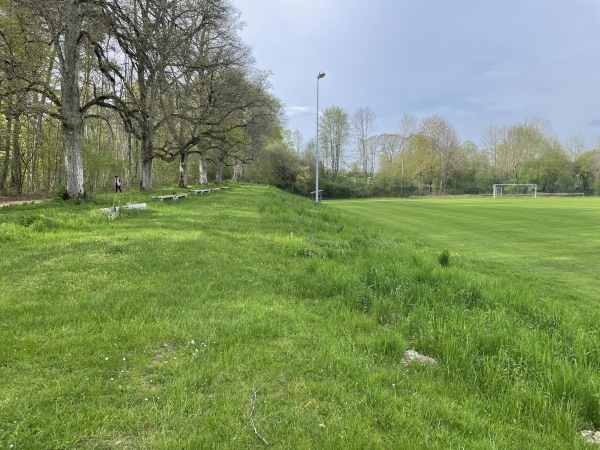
[329,197,600,310]
[1,186,600,449]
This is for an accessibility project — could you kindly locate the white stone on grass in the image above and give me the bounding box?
[402,349,437,366]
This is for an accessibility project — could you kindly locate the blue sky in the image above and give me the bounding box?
[234,0,600,149]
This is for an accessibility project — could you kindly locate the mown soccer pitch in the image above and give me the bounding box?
[329,196,600,310]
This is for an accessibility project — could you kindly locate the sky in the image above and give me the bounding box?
[233,0,600,150]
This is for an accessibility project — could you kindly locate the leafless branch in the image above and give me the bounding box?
[249,385,269,446]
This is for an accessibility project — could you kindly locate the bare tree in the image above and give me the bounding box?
[398,112,417,177]
[564,133,587,161]
[319,106,350,182]
[293,129,303,157]
[482,124,507,181]
[377,133,401,164]
[351,106,376,184]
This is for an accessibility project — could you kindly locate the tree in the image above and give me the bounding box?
[9,0,98,198]
[482,123,507,181]
[420,114,460,193]
[398,112,417,177]
[529,141,571,192]
[564,133,587,162]
[292,129,303,157]
[495,119,555,182]
[377,133,401,164]
[351,106,376,184]
[245,141,299,192]
[319,106,349,182]
[407,132,437,193]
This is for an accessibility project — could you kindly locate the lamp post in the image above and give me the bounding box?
[315,71,325,203]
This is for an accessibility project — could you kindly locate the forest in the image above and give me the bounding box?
[0,0,282,199]
[2,0,600,200]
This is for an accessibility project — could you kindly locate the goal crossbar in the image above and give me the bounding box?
[493,184,537,198]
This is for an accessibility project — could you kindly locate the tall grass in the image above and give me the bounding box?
[0,186,597,448]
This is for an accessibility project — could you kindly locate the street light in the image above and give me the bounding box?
[315,71,325,203]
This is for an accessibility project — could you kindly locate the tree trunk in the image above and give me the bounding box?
[0,116,11,194]
[138,70,155,191]
[127,131,133,187]
[138,85,155,191]
[60,1,85,199]
[10,115,22,194]
[178,150,188,187]
[140,149,153,191]
[215,156,224,184]
[231,162,243,182]
[199,157,208,185]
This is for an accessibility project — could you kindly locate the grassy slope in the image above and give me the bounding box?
[0,187,598,449]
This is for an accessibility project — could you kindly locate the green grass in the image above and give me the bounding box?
[329,197,600,308]
[1,187,599,448]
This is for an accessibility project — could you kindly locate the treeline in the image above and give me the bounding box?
[264,111,600,198]
[3,2,600,200]
[0,0,282,198]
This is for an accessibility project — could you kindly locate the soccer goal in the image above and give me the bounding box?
[492,184,537,198]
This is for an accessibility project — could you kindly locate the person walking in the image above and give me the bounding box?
[115,176,123,193]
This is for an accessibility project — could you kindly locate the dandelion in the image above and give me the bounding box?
[105,357,109,361]
[122,358,126,362]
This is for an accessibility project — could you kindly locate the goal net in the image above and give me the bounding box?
[492,184,537,198]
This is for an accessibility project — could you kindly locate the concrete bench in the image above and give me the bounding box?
[100,203,147,214]
[189,189,213,195]
[151,194,188,201]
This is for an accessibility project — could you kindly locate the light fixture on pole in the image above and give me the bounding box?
[315,71,325,203]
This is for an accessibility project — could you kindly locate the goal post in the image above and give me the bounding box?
[493,184,537,198]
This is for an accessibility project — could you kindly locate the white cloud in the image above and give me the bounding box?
[285,106,312,117]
